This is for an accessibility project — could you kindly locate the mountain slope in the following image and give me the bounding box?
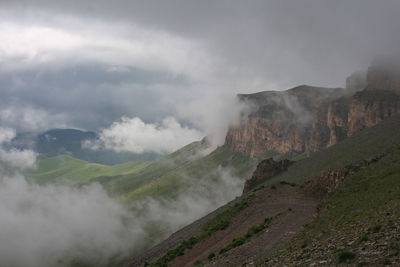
[29,155,151,184]
[264,147,400,266]
[132,115,400,266]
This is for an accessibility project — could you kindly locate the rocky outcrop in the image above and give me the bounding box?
[243,158,293,193]
[226,60,400,157]
[303,154,385,200]
[308,97,351,152]
[365,59,400,94]
[347,90,400,135]
[225,86,344,157]
[346,70,366,95]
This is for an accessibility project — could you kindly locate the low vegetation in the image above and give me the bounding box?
[149,194,256,267]
[262,147,400,265]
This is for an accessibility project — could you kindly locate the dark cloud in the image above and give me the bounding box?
[0,0,399,135]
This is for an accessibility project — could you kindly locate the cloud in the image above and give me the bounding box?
[0,127,37,169]
[1,0,400,151]
[176,90,255,147]
[0,105,67,133]
[86,117,204,154]
[127,167,248,249]
[0,163,248,267]
[0,174,144,267]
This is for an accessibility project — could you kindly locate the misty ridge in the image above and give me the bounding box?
[1,1,400,266]
[0,123,252,266]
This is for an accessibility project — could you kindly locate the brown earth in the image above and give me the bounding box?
[170,185,317,267]
[128,184,318,267]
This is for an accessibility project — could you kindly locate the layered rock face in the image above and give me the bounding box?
[225,86,344,157]
[226,61,400,157]
[347,90,400,135]
[365,60,400,93]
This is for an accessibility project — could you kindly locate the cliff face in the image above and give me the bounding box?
[365,60,400,93]
[347,90,400,135]
[225,86,344,157]
[226,61,400,157]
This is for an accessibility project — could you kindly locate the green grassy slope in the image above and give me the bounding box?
[263,146,400,265]
[268,115,400,185]
[28,140,258,205]
[119,145,257,203]
[29,154,150,184]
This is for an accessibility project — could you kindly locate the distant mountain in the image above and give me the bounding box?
[12,128,160,165]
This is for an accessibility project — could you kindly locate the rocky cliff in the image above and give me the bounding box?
[242,158,293,193]
[226,61,400,156]
[225,85,344,157]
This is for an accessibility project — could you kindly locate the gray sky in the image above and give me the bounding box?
[1,0,399,151]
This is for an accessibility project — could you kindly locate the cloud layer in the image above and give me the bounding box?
[0,127,36,169]
[87,117,204,154]
[2,1,400,140]
[0,175,143,267]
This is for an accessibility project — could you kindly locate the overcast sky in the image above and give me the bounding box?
[1,0,400,151]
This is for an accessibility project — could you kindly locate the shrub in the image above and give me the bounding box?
[370,224,382,233]
[337,250,356,263]
[208,253,215,260]
[194,260,203,266]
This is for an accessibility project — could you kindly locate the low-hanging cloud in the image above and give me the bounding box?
[0,161,248,267]
[177,91,255,148]
[0,127,36,169]
[0,105,67,133]
[86,116,204,154]
[0,174,144,267]
[127,167,248,252]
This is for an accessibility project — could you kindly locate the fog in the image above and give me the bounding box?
[0,127,247,266]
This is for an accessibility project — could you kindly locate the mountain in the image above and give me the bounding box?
[13,128,159,165]
[225,85,345,157]
[226,60,400,157]
[128,60,400,266]
[130,112,400,267]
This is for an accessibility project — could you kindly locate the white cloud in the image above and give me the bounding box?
[177,91,254,147]
[87,117,204,154]
[0,105,67,132]
[0,174,143,267]
[0,21,215,82]
[0,127,15,143]
[0,127,37,169]
[0,148,36,170]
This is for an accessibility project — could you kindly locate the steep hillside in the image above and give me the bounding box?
[263,149,400,266]
[28,155,151,184]
[132,115,400,267]
[29,139,258,204]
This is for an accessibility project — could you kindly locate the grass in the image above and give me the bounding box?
[219,216,274,255]
[268,115,400,185]
[337,250,356,263]
[28,154,150,184]
[263,145,400,265]
[119,145,258,203]
[27,140,258,206]
[149,194,256,267]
